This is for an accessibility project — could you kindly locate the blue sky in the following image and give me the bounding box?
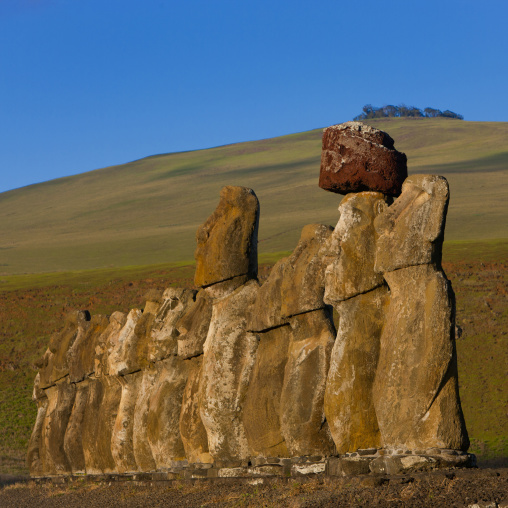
[1,0,507,193]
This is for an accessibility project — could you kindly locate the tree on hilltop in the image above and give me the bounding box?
[354,104,464,121]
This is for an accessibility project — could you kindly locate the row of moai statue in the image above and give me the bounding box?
[27,122,469,476]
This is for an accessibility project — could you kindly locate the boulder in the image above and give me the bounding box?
[280,308,336,456]
[199,280,259,462]
[324,192,388,305]
[194,186,259,287]
[243,325,291,457]
[372,264,469,451]
[374,174,449,272]
[324,285,389,453]
[319,121,407,196]
[280,224,334,318]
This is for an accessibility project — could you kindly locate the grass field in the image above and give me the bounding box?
[0,118,507,275]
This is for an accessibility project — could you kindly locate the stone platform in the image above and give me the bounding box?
[31,451,475,482]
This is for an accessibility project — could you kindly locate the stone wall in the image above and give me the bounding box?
[27,123,472,478]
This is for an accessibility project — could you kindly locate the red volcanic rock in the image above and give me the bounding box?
[319,122,407,196]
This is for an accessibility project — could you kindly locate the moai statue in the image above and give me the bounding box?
[372,174,469,452]
[35,310,90,475]
[64,314,109,474]
[244,258,291,458]
[323,192,390,454]
[278,224,337,457]
[196,185,260,464]
[318,121,408,457]
[177,290,213,464]
[82,311,126,474]
[144,288,195,470]
[108,308,144,473]
[244,222,338,459]
[26,373,48,476]
[131,291,162,472]
[133,288,196,471]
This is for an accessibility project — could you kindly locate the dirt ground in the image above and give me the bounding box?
[0,468,507,507]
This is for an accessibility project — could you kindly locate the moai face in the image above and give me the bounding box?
[324,192,388,305]
[374,174,449,273]
[194,186,259,288]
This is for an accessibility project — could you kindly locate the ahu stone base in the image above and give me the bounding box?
[31,450,475,480]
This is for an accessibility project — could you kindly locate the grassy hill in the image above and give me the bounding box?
[0,117,507,275]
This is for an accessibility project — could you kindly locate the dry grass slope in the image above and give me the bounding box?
[0,118,506,275]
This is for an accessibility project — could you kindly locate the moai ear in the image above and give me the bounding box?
[374,198,389,217]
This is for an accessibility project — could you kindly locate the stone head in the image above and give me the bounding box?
[194,186,259,287]
[374,174,449,273]
[324,192,388,305]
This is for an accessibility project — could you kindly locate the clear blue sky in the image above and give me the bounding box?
[1,0,507,193]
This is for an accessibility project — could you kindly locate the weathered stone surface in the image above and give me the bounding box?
[372,264,469,451]
[96,311,126,378]
[194,186,259,287]
[67,315,109,383]
[111,371,142,473]
[324,192,388,305]
[132,304,159,371]
[148,288,197,363]
[369,455,441,475]
[319,121,407,196]
[39,310,90,389]
[248,258,288,332]
[146,356,189,468]
[83,376,121,474]
[180,356,212,464]
[374,174,449,272]
[177,290,212,359]
[327,456,372,476]
[42,379,76,475]
[63,379,89,474]
[280,224,334,318]
[107,309,143,376]
[280,309,336,456]
[243,325,290,457]
[81,312,126,474]
[27,396,48,476]
[324,286,389,453]
[200,281,259,462]
[132,368,157,472]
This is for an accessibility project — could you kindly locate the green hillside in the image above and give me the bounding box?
[0,118,507,275]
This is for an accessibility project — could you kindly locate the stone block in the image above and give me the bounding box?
[319,122,407,196]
